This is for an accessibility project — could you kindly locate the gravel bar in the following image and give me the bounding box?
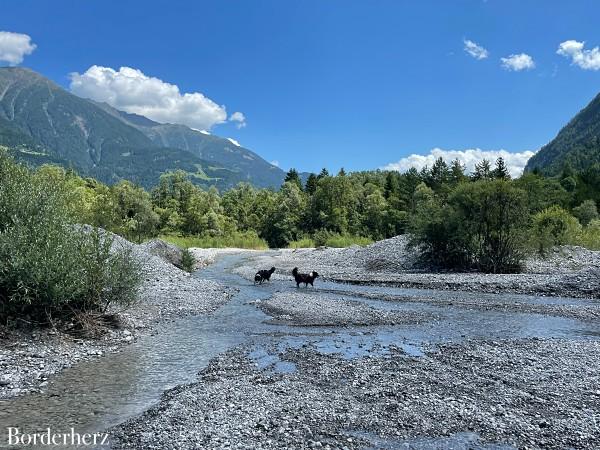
[110,338,600,450]
[234,237,600,299]
[254,292,433,327]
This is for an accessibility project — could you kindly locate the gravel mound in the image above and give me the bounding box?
[525,245,600,274]
[286,235,418,274]
[255,292,430,327]
[139,239,184,268]
[110,338,600,449]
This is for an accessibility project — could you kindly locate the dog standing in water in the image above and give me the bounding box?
[254,267,276,284]
[292,267,319,288]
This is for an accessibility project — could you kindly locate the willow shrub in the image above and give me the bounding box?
[530,206,582,254]
[0,153,141,323]
[410,180,529,273]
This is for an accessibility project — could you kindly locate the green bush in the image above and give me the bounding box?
[180,249,196,273]
[578,219,600,251]
[573,200,598,226]
[0,154,141,323]
[530,206,581,253]
[312,229,332,247]
[409,180,528,273]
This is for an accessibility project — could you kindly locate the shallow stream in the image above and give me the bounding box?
[1,252,599,449]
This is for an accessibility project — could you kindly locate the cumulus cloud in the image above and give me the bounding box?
[463,39,489,60]
[69,65,245,130]
[0,31,36,65]
[229,111,246,128]
[557,40,600,70]
[382,148,536,178]
[501,53,535,71]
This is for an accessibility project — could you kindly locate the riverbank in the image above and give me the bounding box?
[108,247,600,449]
[110,338,600,449]
[0,234,233,400]
[232,236,600,299]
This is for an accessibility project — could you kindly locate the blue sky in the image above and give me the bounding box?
[1,0,599,174]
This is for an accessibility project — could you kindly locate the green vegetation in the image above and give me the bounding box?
[0,67,286,190]
[288,237,316,249]
[526,92,600,175]
[180,249,196,273]
[3,143,600,276]
[160,232,268,250]
[410,179,528,272]
[531,206,582,253]
[0,151,141,324]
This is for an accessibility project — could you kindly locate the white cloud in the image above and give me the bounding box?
[229,111,246,128]
[227,137,241,147]
[0,31,36,65]
[69,65,242,130]
[501,53,535,71]
[463,39,489,60]
[270,160,280,167]
[557,40,600,70]
[382,148,536,178]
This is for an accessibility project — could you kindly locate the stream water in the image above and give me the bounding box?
[1,253,599,449]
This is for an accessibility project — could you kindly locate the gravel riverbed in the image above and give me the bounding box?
[0,234,233,400]
[110,338,600,450]
[108,241,600,449]
[233,237,600,299]
[254,292,432,327]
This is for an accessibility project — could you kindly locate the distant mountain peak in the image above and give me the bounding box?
[0,67,285,190]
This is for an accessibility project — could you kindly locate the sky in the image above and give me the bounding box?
[1,0,599,176]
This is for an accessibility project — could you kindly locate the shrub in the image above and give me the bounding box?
[409,180,528,273]
[0,154,141,323]
[573,200,598,226]
[578,219,600,251]
[530,206,581,253]
[180,249,196,273]
[312,229,332,247]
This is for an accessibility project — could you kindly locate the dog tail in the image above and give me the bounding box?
[270,267,276,274]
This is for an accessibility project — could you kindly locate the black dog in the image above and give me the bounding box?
[292,267,319,288]
[254,267,276,285]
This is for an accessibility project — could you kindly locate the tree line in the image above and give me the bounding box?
[6,149,600,270]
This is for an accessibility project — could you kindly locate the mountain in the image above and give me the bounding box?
[94,101,285,188]
[0,67,285,190]
[525,92,600,175]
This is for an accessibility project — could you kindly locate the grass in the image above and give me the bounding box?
[288,233,373,249]
[287,237,315,249]
[325,234,373,248]
[160,231,269,250]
